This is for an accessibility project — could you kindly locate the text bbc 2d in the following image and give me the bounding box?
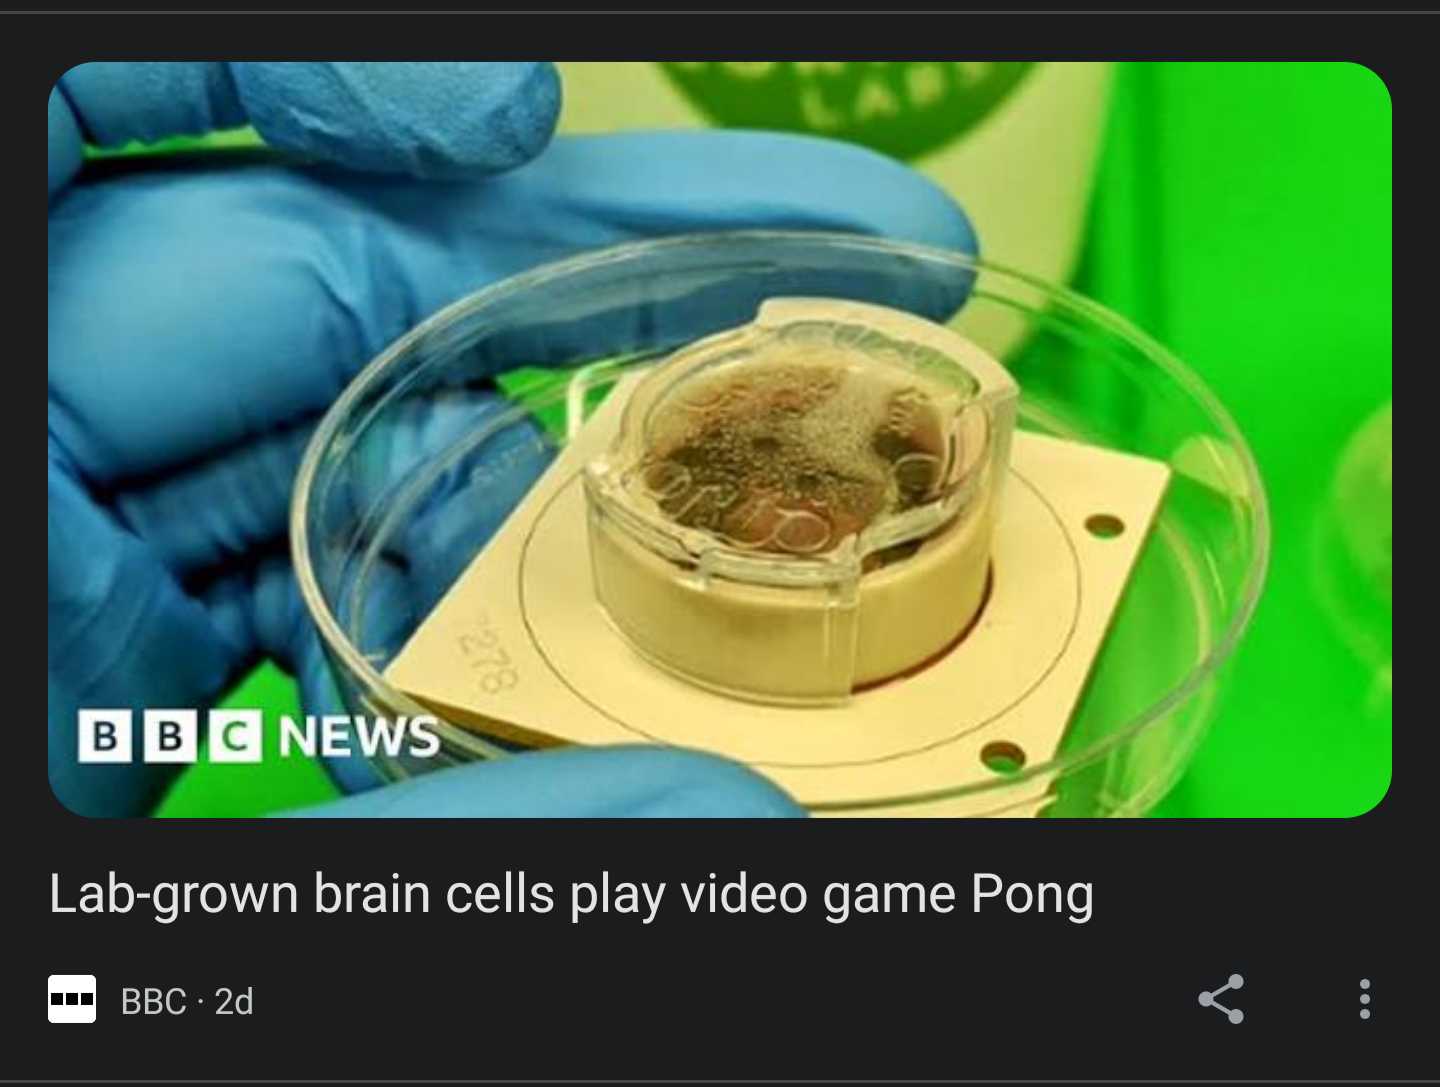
[122,987,253,1016]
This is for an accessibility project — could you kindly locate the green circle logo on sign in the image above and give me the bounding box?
[659,62,1035,162]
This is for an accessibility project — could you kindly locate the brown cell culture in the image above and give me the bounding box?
[637,361,949,560]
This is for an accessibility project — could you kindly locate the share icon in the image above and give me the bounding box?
[1198,973,1245,1024]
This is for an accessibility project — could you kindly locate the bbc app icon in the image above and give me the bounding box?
[48,975,96,1024]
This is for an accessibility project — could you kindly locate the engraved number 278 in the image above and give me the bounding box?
[459,613,518,694]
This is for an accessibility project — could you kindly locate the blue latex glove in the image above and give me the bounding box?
[48,62,977,818]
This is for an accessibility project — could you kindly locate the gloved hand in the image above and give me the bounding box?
[48,62,976,818]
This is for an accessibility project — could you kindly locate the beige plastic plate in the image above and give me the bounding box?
[386,372,1170,816]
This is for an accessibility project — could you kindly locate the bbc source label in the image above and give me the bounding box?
[76,710,441,764]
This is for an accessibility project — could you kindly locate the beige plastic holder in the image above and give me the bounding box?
[584,298,1018,705]
[384,302,1171,815]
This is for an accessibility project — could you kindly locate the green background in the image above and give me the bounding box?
[147,62,1392,818]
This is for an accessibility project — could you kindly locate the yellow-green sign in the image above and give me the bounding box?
[659,62,1035,161]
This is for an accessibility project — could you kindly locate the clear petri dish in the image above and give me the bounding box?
[290,232,1269,817]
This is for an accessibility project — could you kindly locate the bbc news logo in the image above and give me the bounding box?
[77,710,442,764]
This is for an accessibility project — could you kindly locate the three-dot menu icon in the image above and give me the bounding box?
[47,975,96,1024]
[1360,978,1372,1020]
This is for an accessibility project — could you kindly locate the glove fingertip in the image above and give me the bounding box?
[280,745,807,819]
[792,134,979,255]
[234,61,561,178]
[626,750,808,818]
[473,61,562,173]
